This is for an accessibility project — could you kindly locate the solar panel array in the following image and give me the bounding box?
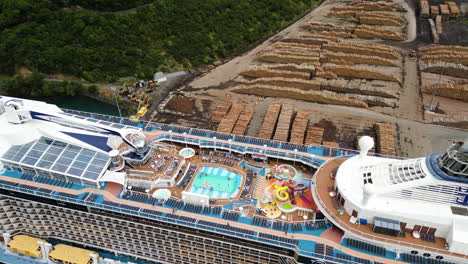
[1,136,110,181]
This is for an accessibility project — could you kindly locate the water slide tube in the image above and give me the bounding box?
[288,186,296,205]
[299,195,312,205]
[275,186,289,201]
[295,183,307,192]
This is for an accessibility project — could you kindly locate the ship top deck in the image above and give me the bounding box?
[0,108,465,264]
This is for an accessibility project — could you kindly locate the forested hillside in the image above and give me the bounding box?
[0,0,316,82]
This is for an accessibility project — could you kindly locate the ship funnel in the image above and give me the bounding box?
[358,136,374,159]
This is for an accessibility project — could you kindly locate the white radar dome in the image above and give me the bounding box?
[358,136,374,159]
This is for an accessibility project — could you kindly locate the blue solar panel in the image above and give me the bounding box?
[0,136,110,182]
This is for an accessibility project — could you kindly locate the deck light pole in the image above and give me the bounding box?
[228,139,232,153]
[294,149,298,166]
[110,86,122,118]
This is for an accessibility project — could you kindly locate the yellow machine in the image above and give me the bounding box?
[7,235,46,258]
[137,106,148,117]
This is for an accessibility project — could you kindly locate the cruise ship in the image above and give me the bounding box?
[0,96,466,264]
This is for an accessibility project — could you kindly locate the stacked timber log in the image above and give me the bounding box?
[375,122,396,156]
[435,16,443,34]
[439,4,450,20]
[304,125,324,145]
[420,0,430,18]
[430,6,439,18]
[231,85,369,108]
[353,25,405,41]
[322,141,340,148]
[428,19,439,43]
[232,108,254,135]
[320,51,399,67]
[422,82,468,102]
[289,111,310,144]
[217,103,245,133]
[258,103,282,139]
[446,2,460,18]
[273,104,294,142]
[320,64,401,84]
[211,99,232,123]
[322,43,401,60]
[240,67,310,80]
[237,78,321,91]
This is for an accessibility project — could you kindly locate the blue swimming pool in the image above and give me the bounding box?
[190,166,242,199]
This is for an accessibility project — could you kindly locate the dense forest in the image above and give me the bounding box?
[0,0,317,82]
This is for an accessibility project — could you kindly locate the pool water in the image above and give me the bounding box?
[190,166,242,199]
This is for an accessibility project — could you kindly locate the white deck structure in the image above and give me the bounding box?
[334,137,468,255]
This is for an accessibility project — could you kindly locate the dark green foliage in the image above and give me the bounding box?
[0,0,315,82]
[1,74,83,97]
[87,84,98,94]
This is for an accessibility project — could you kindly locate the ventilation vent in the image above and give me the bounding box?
[451,206,468,216]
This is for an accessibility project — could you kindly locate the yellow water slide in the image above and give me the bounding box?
[275,186,289,201]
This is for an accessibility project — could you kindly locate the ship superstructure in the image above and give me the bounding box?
[0,96,466,264]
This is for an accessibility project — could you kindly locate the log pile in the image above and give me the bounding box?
[290,111,310,144]
[322,43,401,60]
[353,25,405,41]
[217,103,245,133]
[258,103,282,139]
[321,51,399,67]
[257,52,320,65]
[428,19,439,44]
[375,122,396,156]
[419,0,430,18]
[232,108,254,135]
[359,15,403,26]
[304,125,324,145]
[419,45,468,66]
[320,64,401,84]
[430,6,439,18]
[268,42,322,52]
[240,67,310,80]
[439,4,450,20]
[420,62,468,78]
[300,34,338,42]
[435,15,443,34]
[238,78,321,91]
[300,23,354,33]
[422,81,468,102]
[322,141,340,148]
[267,64,315,74]
[328,11,404,27]
[320,79,400,98]
[446,1,460,18]
[231,84,369,108]
[211,99,232,123]
[281,37,329,46]
[273,104,294,142]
